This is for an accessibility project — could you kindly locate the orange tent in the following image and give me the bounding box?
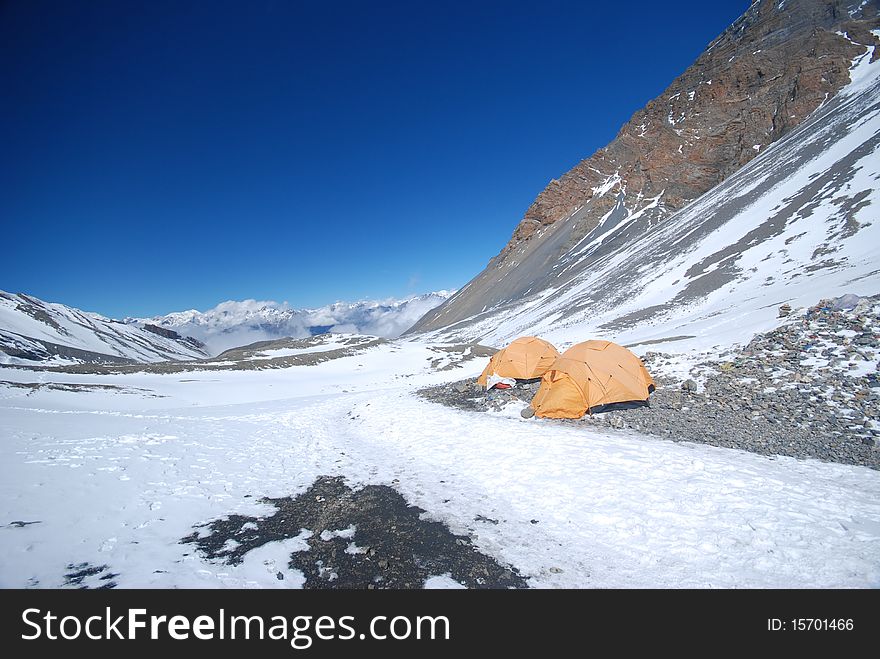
[531,340,655,419]
[477,336,560,387]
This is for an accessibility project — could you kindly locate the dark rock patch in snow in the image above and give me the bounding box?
[418,378,539,413]
[63,562,118,589]
[182,476,527,589]
[426,343,497,371]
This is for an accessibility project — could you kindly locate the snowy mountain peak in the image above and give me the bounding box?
[131,291,454,356]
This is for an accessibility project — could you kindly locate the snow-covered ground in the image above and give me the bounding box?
[1,337,877,589]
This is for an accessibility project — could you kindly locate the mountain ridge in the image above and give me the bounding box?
[409,29,880,356]
[410,0,880,336]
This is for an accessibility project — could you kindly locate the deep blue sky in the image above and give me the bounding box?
[1,0,747,318]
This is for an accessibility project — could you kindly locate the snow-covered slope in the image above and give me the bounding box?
[134,291,453,356]
[0,292,207,366]
[415,37,880,357]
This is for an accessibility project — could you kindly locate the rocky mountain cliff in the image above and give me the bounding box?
[410,0,880,335]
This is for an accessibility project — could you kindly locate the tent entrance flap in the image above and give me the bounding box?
[477,336,560,387]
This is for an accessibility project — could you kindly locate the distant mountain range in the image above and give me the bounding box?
[128,292,454,355]
[0,290,452,365]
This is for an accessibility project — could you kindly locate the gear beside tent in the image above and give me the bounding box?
[477,336,560,388]
[530,340,655,419]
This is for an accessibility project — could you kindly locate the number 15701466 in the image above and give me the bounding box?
[768,618,854,631]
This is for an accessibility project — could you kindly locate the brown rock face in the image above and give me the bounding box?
[504,0,878,253]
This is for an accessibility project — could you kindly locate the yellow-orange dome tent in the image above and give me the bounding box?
[531,340,655,418]
[477,336,560,387]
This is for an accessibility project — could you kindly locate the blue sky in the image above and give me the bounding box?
[1,0,747,318]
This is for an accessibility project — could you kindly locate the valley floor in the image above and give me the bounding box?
[1,337,878,588]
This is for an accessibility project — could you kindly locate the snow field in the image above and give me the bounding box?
[1,340,877,589]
